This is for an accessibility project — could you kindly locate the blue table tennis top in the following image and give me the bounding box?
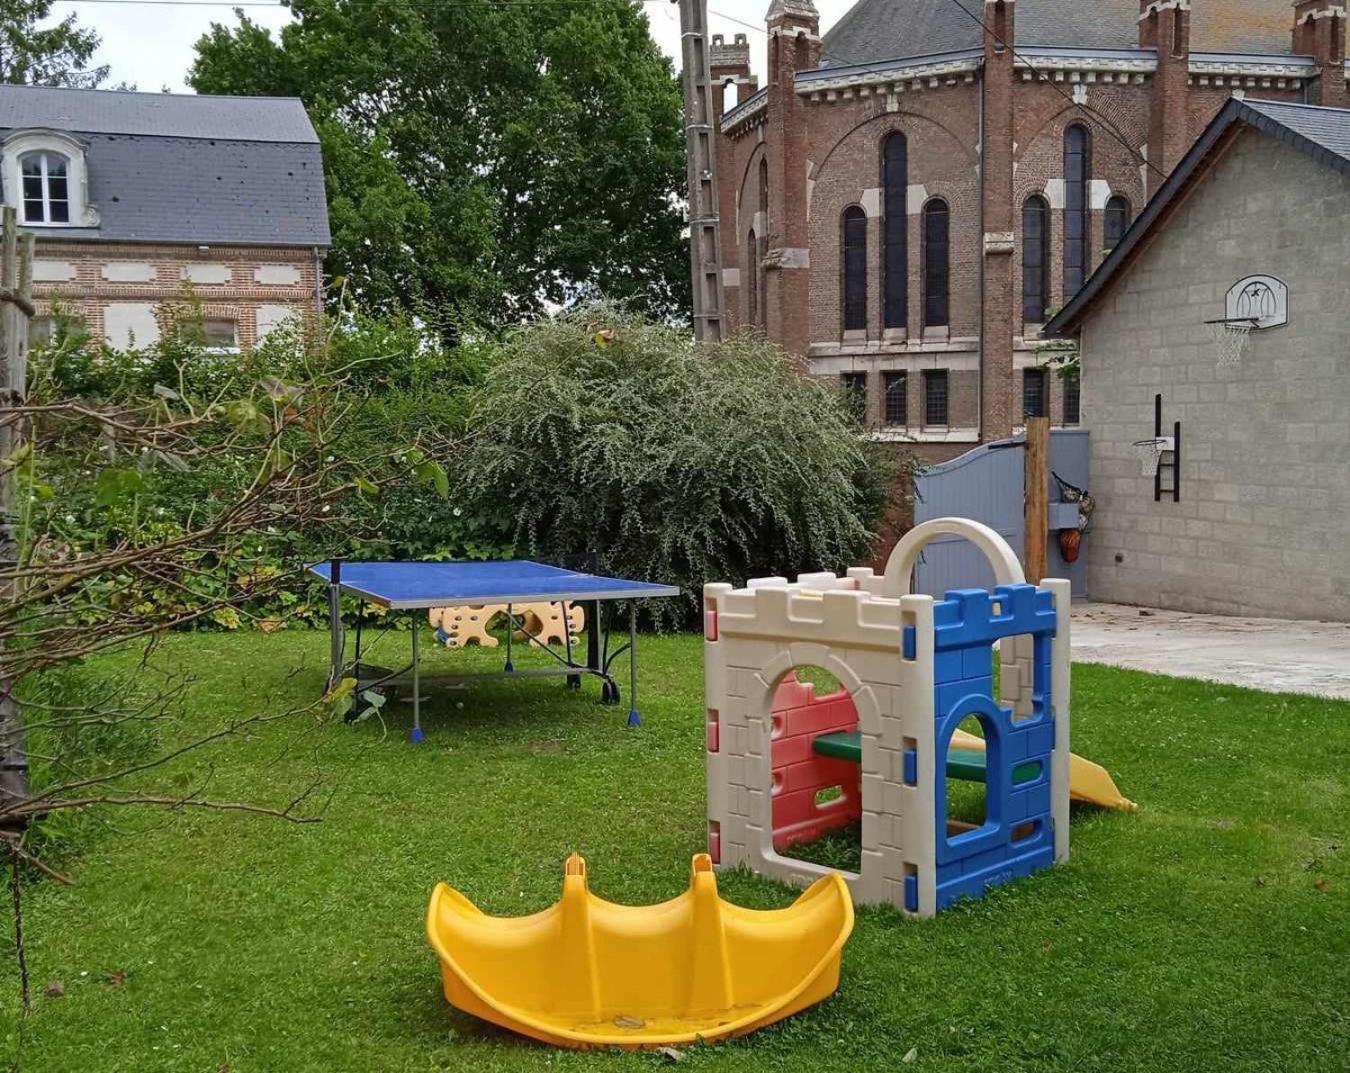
[308,559,680,609]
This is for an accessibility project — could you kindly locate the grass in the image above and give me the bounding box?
[3,628,1349,1072]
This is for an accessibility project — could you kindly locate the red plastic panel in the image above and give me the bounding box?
[769,673,861,851]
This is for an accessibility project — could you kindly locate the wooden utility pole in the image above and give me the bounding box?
[675,0,726,343]
[1024,416,1050,584]
[0,206,35,826]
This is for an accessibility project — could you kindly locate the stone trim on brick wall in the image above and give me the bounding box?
[31,239,322,351]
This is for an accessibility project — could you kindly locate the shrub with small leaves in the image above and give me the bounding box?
[459,307,899,627]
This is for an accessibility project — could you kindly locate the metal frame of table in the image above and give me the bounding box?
[311,560,680,741]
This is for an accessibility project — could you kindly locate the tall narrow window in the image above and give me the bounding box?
[758,158,769,329]
[1103,194,1130,252]
[883,371,907,427]
[922,199,950,328]
[841,206,868,332]
[1022,195,1050,323]
[1023,367,1048,419]
[1063,373,1081,425]
[840,372,868,422]
[20,151,70,224]
[1063,124,1091,297]
[924,369,949,426]
[746,229,759,329]
[882,133,908,330]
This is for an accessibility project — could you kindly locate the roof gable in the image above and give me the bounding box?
[1043,99,1350,336]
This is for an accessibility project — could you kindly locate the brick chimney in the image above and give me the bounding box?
[981,0,1017,441]
[762,0,820,357]
[1141,1,1191,194]
[710,33,756,116]
[1293,1,1347,108]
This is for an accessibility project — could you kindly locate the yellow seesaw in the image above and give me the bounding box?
[427,853,853,1049]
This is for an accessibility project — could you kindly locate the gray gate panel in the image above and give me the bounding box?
[912,429,1090,598]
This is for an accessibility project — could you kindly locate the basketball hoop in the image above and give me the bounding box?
[1131,437,1171,478]
[1204,317,1258,369]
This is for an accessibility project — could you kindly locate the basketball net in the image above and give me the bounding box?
[1206,320,1253,369]
[1132,438,1167,478]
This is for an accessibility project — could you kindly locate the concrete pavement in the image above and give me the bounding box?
[1070,602,1350,700]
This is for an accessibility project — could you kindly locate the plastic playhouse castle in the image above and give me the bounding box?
[705,518,1132,918]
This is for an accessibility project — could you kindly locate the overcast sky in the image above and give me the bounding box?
[51,1,859,95]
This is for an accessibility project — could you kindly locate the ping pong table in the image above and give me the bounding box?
[310,560,680,741]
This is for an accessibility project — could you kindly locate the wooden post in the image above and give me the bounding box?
[1024,416,1050,584]
[676,0,726,343]
[0,206,35,827]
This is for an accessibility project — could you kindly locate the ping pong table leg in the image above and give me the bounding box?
[409,614,424,744]
[585,599,602,678]
[563,602,582,690]
[326,559,344,694]
[626,601,641,727]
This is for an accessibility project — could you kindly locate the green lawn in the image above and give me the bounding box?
[4,629,1348,1072]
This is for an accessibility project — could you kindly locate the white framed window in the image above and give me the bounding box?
[20,151,70,224]
[2,130,98,229]
[201,318,239,351]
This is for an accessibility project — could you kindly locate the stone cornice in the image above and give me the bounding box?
[1296,6,1347,24]
[756,45,1340,123]
[1138,0,1191,20]
[794,48,982,98]
[720,88,767,136]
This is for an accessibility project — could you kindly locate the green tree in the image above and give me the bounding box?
[190,0,689,327]
[0,0,107,87]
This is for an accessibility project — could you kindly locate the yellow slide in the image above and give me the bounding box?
[951,728,1138,811]
[427,853,854,1049]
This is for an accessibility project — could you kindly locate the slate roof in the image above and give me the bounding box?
[1043,100,1350,335]
[822,0,1300,67]
[0,85,330,247]
[1240,98,1350,164]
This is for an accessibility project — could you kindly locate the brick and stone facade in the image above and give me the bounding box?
[1046,104,1350,621]
[31,242,322,350]
[715,0,1347,463]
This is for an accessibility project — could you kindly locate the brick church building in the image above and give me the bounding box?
[713,0,1347,459]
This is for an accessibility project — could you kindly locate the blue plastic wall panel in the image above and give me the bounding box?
[931,585,1057,651]
[926,583,1059,910]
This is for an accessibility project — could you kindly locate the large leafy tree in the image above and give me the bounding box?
[190,0,689,325]
[0,0,107,87]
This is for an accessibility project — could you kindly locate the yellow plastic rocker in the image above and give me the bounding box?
[426,853,854,1049]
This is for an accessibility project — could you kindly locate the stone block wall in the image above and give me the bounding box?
[1079,128,1350,620]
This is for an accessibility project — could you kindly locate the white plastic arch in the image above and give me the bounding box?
[881,517,1026,598]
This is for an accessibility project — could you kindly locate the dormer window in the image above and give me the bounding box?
[21,151,70,224]
[2,130,97,229]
